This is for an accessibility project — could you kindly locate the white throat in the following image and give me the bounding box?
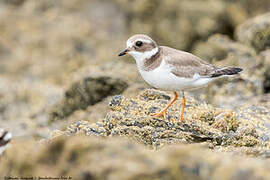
[129,47,159,68]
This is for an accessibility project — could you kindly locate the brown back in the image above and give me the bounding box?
[161,46,218,78]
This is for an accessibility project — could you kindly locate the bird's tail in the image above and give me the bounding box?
[210,67,243,78]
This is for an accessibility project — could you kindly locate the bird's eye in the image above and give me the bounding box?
[135,41,143,47]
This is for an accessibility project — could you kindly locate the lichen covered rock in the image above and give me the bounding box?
[68,89,270,152]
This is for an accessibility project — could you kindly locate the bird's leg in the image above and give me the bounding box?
[152,91,178,119]
[180,91,186,123]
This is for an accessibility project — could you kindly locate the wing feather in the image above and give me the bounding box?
[161,46,217,78]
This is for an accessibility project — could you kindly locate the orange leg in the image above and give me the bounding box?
[152,91,178,119]
[180,91,186,123]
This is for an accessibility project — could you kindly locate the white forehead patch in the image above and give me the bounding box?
[126,41,132,48]
[126,39,153,48]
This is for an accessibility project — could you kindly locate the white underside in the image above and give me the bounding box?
[138,58,214,91]
[128,46,216,91]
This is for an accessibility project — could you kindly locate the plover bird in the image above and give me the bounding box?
[118,34,242,123]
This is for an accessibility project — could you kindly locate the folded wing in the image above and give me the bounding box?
[162,46,217,78]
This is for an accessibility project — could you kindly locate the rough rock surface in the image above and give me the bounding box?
[1,135,270,179]
[48,61,144,123]
[68,89,270,153]
[49,76,128,121]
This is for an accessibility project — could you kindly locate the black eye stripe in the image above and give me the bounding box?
[135,41,143,47]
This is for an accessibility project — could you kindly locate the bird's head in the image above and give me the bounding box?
[118,34,159,63]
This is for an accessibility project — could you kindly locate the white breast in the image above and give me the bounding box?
[138,58,213,91]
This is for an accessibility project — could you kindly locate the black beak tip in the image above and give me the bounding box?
[118,52,124,56]
[118,49,128,56]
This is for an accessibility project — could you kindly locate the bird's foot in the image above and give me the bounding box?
[151,110,167,119]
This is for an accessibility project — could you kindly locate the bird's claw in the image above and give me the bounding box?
[151,111,167,119]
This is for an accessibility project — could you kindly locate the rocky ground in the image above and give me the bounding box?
[0,0,270,179]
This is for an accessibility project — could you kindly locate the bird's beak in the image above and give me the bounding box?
[118,48,129,56]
